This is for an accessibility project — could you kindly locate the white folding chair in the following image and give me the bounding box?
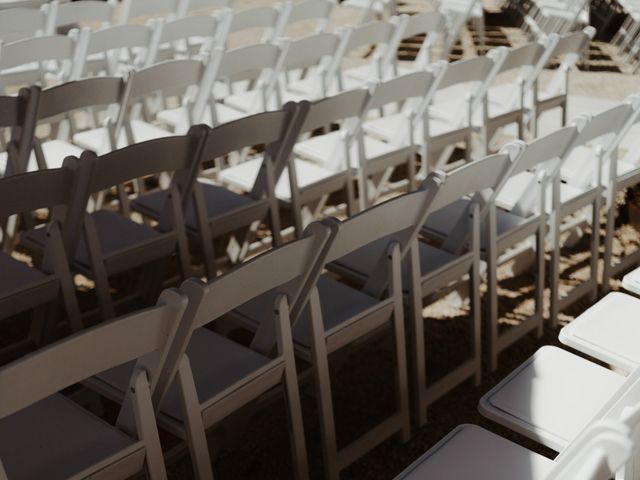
[438,0,481,56]
[335,17,406,91]
[218,4,284,48]
[275,0,333,38]
[0,6,47,42]
[384,11,446,78]
[220,90,369,237]
[86,223,332,480]
[529,26,595,137]
[277,32,344,103]
[0,288,188,480]
[523,0,589,38]
[487,127,577,368]
[42,0,116,35]
[175,0,230,18]
[146,11,219,64]
[118,0,178,24]
[476,42,545,152]
[0,34,78,93]
[72,23,154,79]
[548,103,639,322]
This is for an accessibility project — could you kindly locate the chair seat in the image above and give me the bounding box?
[479,346,625,451]
[233,275,380,349]
[215,102,251,125]
[132,182,257,232]
[218,157,338,201]
[129,120,172,143]
[95,327,271,422]
[0,251,48,290]
[0,394,139,480]
[40,139,84,170]
[224,90,278,113]
[294,131,399,170]
[560,292,640,372]
[397,424,554,480]
[72,127,127,156]
[156,105,213,134]
[622,266,640,295]
[423,198,529,247]
[363,113,413,147]
[23,210,164,271]
[331,236,460,287]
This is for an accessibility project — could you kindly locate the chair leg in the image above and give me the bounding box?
[589,201,600,302]
[28,305,48,346]
[282,351,310,480]
[602,202,616,294]
[390,266,410,441]
[93,267,116,320]
[535,229,545,338]
[486,249,499,372]
[407,245,427,426]
[549,226,561,328]
[309,294,339,480]
[471,256,482,386]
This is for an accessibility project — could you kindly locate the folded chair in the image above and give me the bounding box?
[394,416,635,480]
[277,32,344,103]
[0,34,78,93]
[42,0,116,35]
[72,23,154,79]
[0,7,46,43]
[0,161,85,348]
[529,27,595,137]
[231,179,447,479]
[86,222,333,480]
[136,104,301,279]
[0,287,189,480]
[22,128,208,320]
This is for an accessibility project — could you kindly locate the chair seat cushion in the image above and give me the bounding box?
[73,127,127,156]
[23,211,163,271]
[0,394,138,480]
[398,424,554,480]
[0,252,49,293]
[479,346,625,451]
[40,139,84,170]
[560,292,640,371]
[132,182,257,232]
[233,275,380,349]
[294,131,398,171]
[95,328,271,422]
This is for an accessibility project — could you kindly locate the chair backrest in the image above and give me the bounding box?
[504,126,578,216]
[276,0,333,36]
[435,55,495,93]
[73,24,154,77]
[0,288,186,420]
[35,76,125,124]
[496,42,546,75]
[367,70,436,112]
[342,19,399,62]
[119,0,178,24]
[0,7,46,42]
[0,35,76,88]
[43,0,115,34]
[151,13,218,55]
[547,420,634,480]
[430,151,517,253]
[392,11,446,69]
[215,42,283,84]
[84,127,207,196]
[281,32,341,73]
[176,0,230,17]
[223,5,282,44]
[569,104,635,159]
